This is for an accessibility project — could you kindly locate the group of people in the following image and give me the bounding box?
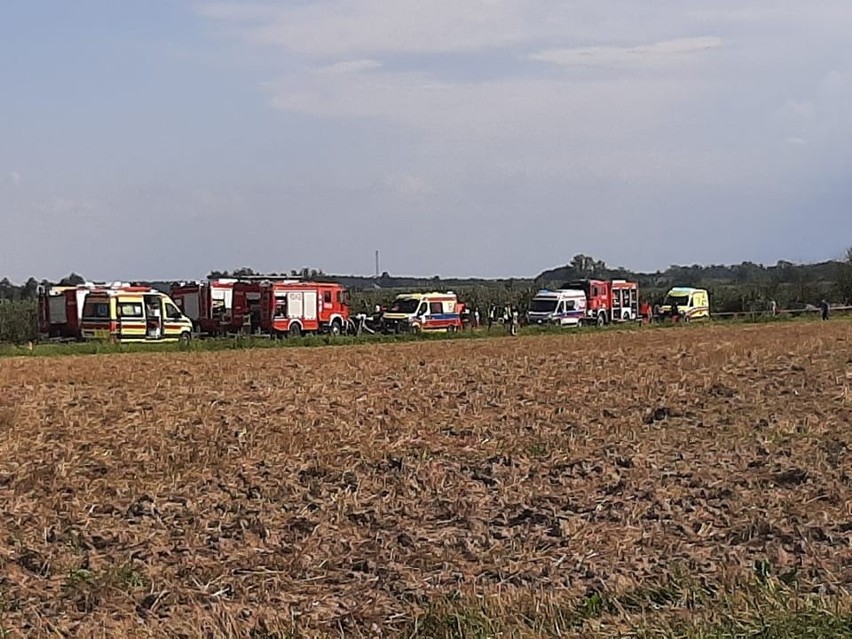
[459,305,519,333]
[639,301,681,323]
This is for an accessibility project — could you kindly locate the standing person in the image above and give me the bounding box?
[487,306,494,331]
[671,303,680,323]
[770,299,778,317]
[652,302,661,323]
[473,307,480,329]
[507,306,519,336]
[820,299,830,321]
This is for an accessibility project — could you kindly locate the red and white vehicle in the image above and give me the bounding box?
[37,282,132,339]
[231,279,351,337]
[170,279,237,335]
[563,279,639,326]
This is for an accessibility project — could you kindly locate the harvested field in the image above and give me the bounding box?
[0,322,851,637]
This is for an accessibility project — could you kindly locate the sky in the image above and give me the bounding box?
[1,1,851,282]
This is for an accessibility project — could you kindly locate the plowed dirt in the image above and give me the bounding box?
[0,323,850,637]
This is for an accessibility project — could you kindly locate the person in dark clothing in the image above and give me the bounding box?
[820,299,830,321]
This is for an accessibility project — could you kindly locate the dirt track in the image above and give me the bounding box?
[0,323,850,636]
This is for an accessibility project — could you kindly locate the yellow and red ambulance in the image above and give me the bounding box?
[79,287,194,343]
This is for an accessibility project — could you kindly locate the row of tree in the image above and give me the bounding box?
[536,251,852,310]
[3,253,851,305]
[0,273,85,302]
[1,252,851,343]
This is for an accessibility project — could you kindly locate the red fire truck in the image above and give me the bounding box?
[563,279,639,326]
[231,279,351,337]
[37,282,133,339]
[170,279,237,335]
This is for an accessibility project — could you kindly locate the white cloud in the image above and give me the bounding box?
[200,2,729,157]
[198,0,586,57]
[202,2,820,61]
[267,69,699,143]
[315,59,381,75]
[529,37,723,69]
[192,2,852,185]
[9,172,21,187]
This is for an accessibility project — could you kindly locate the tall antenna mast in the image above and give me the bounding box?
[375,250,380,277]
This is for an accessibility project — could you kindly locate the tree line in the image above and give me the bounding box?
[2,252,851,343]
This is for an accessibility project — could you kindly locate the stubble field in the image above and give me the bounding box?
[0,323,851,638]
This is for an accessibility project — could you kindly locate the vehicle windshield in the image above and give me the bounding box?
[82,299,110,319]
[664,295,690,308]
[389,298,420,314]
[529,299,558,313]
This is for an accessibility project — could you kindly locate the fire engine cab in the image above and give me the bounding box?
[231,279,350,337]
[170,279,236,335]
[564,279,639,326]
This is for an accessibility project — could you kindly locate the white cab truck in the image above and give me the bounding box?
[527,289,587,327]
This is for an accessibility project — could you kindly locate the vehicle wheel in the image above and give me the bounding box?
[179,331,191,345]
[329,319,342,336]
[448,324,458,333]
[597,313,606,327]
[288,324,302,338]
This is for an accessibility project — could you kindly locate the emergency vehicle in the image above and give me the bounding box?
[80,288,194,343]
[527,289,587,327]
[170,279,237,335]
[661,287,710,321]
[37,282,132,339]
[564,279,639,326]
[382,292,463,333]
[230,279,350,337]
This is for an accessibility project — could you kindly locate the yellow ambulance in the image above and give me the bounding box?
[80,287,194,343]
[661,287,710,321]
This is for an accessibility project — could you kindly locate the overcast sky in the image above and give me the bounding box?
[1,1,851,282]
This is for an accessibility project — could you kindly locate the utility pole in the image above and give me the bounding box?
[375,250,380,278]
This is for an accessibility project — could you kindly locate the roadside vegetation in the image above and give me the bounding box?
[0,312,847,359]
